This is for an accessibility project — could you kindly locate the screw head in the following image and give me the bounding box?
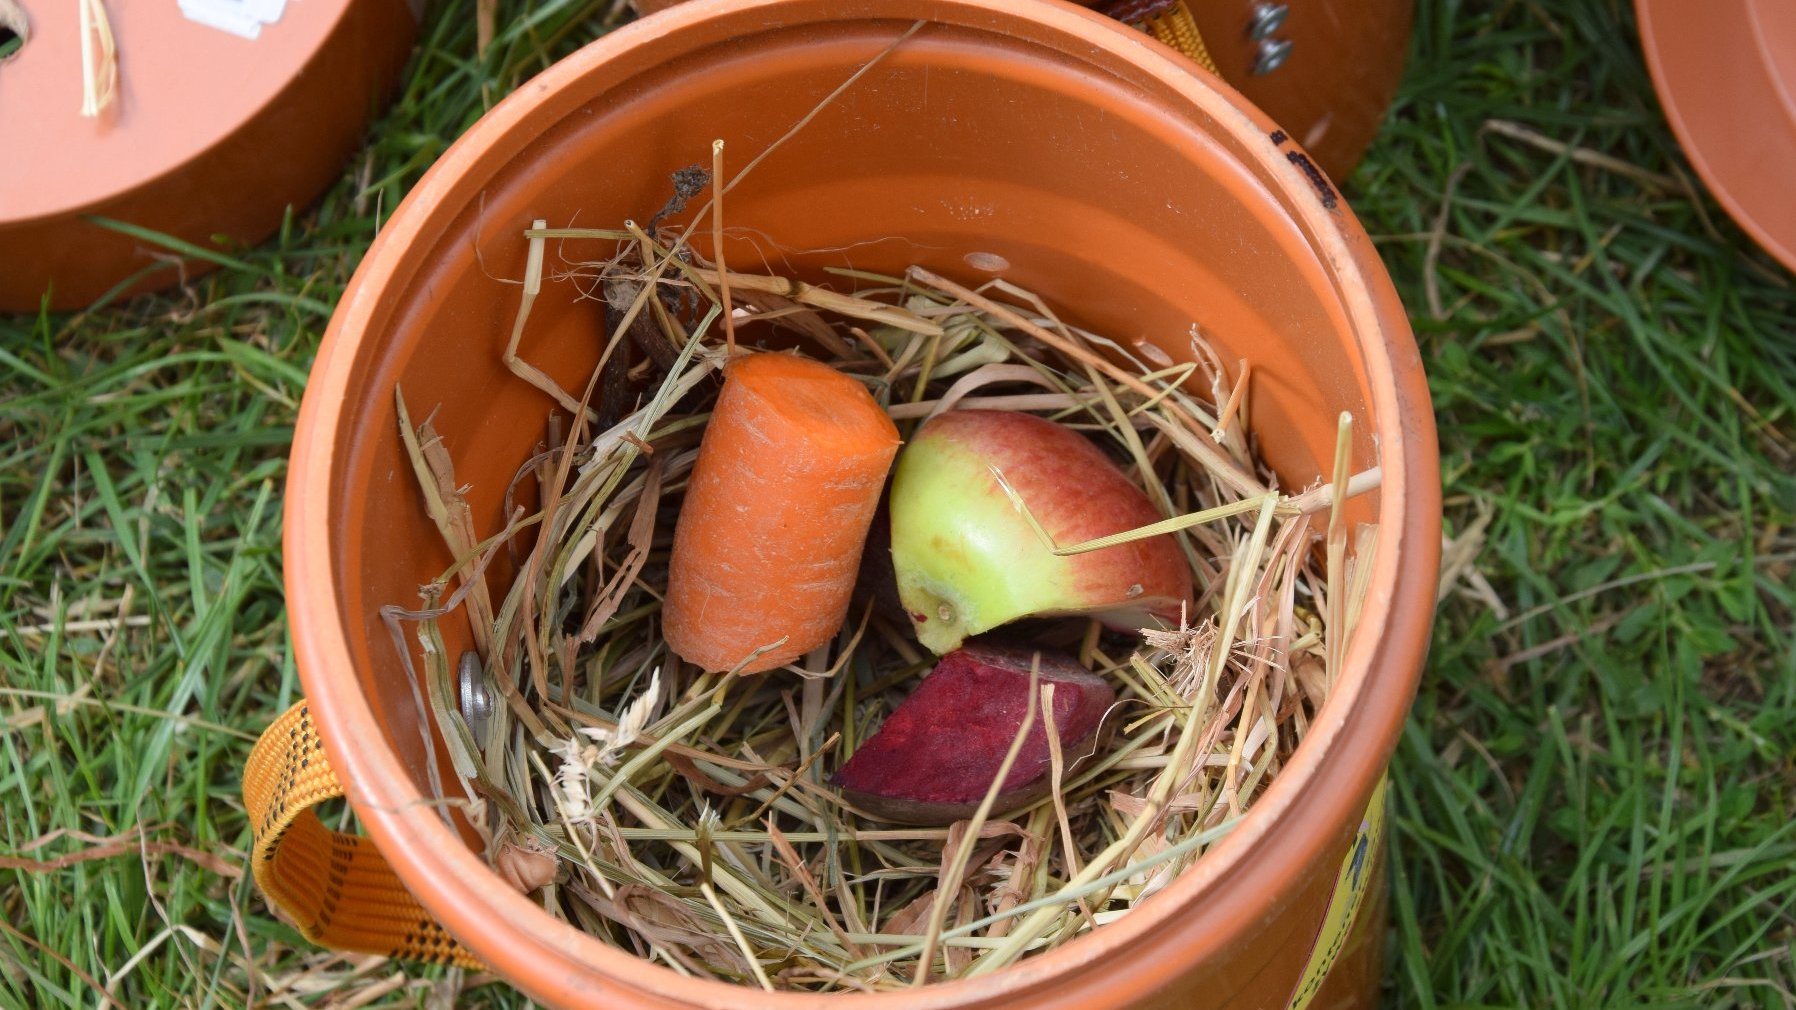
[1252,36,1294,75]
[458,651,493,745]
[1248,2,1289,40]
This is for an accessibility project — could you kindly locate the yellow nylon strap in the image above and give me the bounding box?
[244,701,485,970]
[1135,0,1221,74]
[1138,1,1220,75]
[1100,0,1220,75]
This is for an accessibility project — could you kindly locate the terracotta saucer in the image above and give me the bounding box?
[0,0,417,311]
[1638,0,1796,272]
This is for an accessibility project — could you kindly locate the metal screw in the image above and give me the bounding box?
[1251,37,1294,75]
[458,651,493,745]
[1248,2,1289,40]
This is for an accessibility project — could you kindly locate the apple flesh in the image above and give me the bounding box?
[832,643,1115,825]
[889,410,1193,654]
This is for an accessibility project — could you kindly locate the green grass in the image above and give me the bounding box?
[3,0,1793,1006]
[1362,3,1796,1007]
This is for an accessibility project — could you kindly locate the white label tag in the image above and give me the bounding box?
[181,0,286,40]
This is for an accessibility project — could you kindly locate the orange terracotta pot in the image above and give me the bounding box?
[1176,0,1413,181]
[285,2,1440,1007]
[1637,0,1796,273]
[0,0,416,312]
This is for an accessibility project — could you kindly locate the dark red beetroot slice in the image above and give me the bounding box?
[833,643,1115,825]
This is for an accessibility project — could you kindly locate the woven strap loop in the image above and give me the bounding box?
[243,702,484,969]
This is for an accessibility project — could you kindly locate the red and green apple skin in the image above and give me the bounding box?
[889,410,1193,654]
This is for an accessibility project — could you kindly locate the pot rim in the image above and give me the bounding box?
[285,1,1440,1006]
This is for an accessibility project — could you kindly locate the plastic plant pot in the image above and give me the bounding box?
[1637,0,1796,273]
[1177,0,1413,180]
[632,0,1416,180]
[0,0,417,311]
[284,1,1441,1007]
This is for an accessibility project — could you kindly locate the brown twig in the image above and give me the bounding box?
[1,826,239,878]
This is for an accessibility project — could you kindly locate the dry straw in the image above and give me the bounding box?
[384,208,1380,990]
[77,0,117,118]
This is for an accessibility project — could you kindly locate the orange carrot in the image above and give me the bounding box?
[663,352,900,674]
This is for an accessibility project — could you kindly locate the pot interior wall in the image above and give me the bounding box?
[329,15,1381,810]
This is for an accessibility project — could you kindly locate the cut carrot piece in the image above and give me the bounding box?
[663,352,901,674]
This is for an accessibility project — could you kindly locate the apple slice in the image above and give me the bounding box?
[889,409,1192,654]
[832,644,1114,825]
